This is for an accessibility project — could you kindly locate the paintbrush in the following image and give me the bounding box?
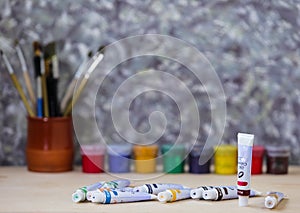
[60,50,93,112]
[33,41,49,117]
[15,40,36,109]
[33,42,43,117]
[63,52,104,116]
[44,42,60,117]
[1,50,35,117]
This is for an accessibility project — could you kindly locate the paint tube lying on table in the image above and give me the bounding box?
[265,192,285,209]
[133,183,187,195]
[90,190,157,204]
[202,186,261,201]
[72,179,130,202]
[158,189,191,203]
[87,187,134,201]
[190,186,214,199]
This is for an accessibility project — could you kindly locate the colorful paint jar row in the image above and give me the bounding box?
[80,144,212,174]
[213,144,290,175]
[80,143,290,175]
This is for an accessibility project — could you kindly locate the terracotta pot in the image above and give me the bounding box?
[26,116,74,172]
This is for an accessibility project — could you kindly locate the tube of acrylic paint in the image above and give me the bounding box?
[86,187,134,201]
[158,189,191,203]
[265,192,285,209]
[90,190,157,204]
[133,183,187,195]
[72,181,105,203]
[72,179,130,203]
[237,133,254,207]
[101,179,131,189]
[202,186,260,201]
[190,186,214,199]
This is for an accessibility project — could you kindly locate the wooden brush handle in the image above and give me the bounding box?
[10,73,35,117]
[23,71,36,108]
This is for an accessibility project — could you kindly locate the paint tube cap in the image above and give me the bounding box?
[202,189,217,200]
[157,191,171,202]
[265,196,277,209]
[190,189,202,199]
[90,192,105,203]
[72,190,85,203]
[238,196,249,206]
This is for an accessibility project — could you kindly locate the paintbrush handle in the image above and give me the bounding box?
[60,78,77,112]
[41,74,49,117]
[63,77,88,117]
[23,71,36,108]
[10,73,35,117]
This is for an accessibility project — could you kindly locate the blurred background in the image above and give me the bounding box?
[0,0,299,165]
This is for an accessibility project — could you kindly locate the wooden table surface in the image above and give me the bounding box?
[0,166,299,213]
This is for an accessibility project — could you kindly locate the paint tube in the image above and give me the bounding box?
[72,179,130,203]
[133,183,187,195]
[237,133,254,206]
[202,186,261,201]
[190,186,214,199]
[90,190,157,204]
[265,192,285,209]
[101,179,131,189]
[158,189,191,202]
[72,181,105,203]
[87,187,134,201]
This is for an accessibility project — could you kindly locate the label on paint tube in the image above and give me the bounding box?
[101,179,131,189]
[90,190,156,204]
[237,133,254,206]
[158,189,191,202]
[87,187,134,201]
[133,183,186,195]
[202,186,259,201]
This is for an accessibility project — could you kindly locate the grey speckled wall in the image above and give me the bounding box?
[1,0,300,165]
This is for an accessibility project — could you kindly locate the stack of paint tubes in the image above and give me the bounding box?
[72,179,285,209]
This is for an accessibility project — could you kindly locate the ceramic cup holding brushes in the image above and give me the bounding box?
[1,41,104,172]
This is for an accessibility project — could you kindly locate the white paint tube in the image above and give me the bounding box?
[133,183,187,195]
[72,179,130,203]
[265,192,285,209]
[158,189,191,202]
[72,181,105,203]
[237,133,254,207]
[202,186,261,201]
[90,190,156,204]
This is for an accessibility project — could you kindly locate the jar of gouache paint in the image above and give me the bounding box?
[188,145,212,174]
[26,116,73,172]
[107,144,132,173]
[81,144,105,173]
[251,145,265,174]
[133,145,158,173]
[214,145,237,175]
[161,144,186,173]
[266,145,290,174]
